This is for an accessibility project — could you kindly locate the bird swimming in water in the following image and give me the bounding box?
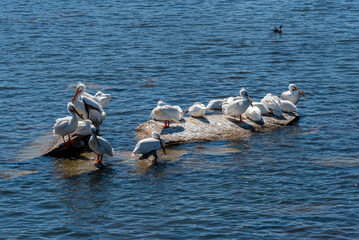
[272,25,283,34]
[132,131,166,165]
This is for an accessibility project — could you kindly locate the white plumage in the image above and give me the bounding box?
[72,83,106,127]
[206,99,224,110]
[73,83,111,108]
[73,119,92,136]
[132,131,166,158]
[261,93,283,117]
[88,127,114,164]
[186,102,206,118]
[93,91,111,108]
[222,88,252,123]
[252,102,270,115]
[245,106,263,122]
[53,102,83,145]
[280,99,298,113]
[280,84,306,105]
[150,100,183,128]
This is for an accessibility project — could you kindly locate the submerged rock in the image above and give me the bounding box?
[45,135,91,157]
[135,110,299,145]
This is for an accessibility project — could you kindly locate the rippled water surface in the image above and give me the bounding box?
[1,0,359,238]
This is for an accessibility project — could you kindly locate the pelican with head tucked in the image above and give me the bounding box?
[150,100,183,128]
[280,84,307,105]
[222,88,253,123]
[88,126,114,169]
[184,102,206,118]
[132,131,166,164]
[261,93,283,117]
[53,102,84,146]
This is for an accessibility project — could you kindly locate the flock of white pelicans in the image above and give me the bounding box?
[53,83,306,168]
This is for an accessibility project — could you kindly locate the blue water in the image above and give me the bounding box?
[1,0,359,238]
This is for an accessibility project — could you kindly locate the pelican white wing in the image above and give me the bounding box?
[133,138,165,155]
[150,102,183,122]
[261,93,283,117]
[206,99,224,110]
[188,102,206,117]
[89,135,114,157]
[245,106,263,122]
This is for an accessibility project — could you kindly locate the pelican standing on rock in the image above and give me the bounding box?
[132,131,166,164]
[222,88,253,123]
[280,84,307,105]
[150,100,183,128]
[184,102,206,118]
[72,83,107,130]
[53,102,84,146]
[89,126,114,169]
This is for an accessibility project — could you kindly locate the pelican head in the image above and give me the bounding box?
[67,102,84,120]
[289,84,306,97]
[72,83,86,103]
[152,131,166,154]
[289,84,297,92]
[91,126,101,147]
[157,100,166,107]
[239,88,250,99]
[90,127,96,134]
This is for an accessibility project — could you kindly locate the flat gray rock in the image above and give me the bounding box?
[135,111,299,145]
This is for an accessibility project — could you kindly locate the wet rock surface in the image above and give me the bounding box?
[135,110,299,145]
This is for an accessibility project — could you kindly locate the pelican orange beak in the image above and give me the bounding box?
[71,88,83,103]
[157,136,166,155]
[71,107,84,120]
[300,90,307,98]
[183,109,189,115]
[250,100,253,107]
[95,133,101,147]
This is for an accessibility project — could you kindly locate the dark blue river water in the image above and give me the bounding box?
[1,0,359,238]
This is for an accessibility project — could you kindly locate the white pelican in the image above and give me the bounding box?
[150,100,183,128]
[72,83,111,108]
[261,93,283,117]
[245,105,263,122]
[222,88,252,123]
[132,131,166,164]
[53,102,84,146]
[72,119,92,136]
[88,126,114,169]
[252,102,270,115]
[72,84,106,128]
[184,102,206,118]
[206,99,224,110]
[94,91,111,108]
[276,98,298,113]
[280,84,307,105]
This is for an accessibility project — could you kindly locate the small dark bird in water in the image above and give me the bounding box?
[272,25,283,34]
